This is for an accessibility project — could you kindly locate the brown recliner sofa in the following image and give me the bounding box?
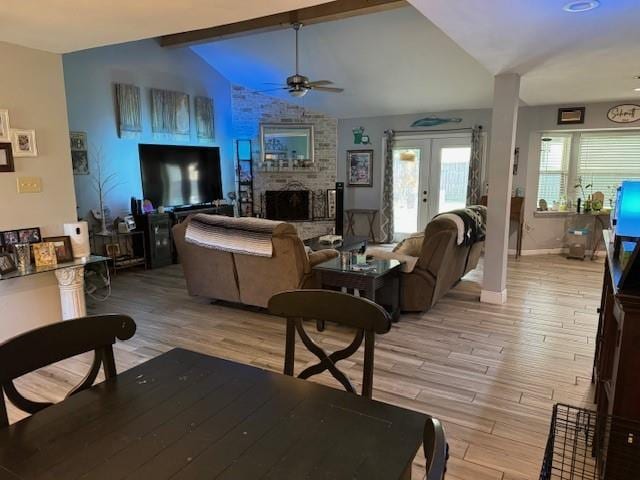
[368,215,483,312]
[173,217,337,308]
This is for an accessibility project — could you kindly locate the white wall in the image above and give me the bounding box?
[0,41,77,338]
[63,39,235,220]
[338,100,637,249]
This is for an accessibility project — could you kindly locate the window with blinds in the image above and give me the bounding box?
[577,131,640,204]
[537,134,571,205]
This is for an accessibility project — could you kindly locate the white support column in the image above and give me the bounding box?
[54,266,86,320]
[481,73,520,305]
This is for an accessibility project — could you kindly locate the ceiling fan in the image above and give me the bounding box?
[261,23,344,98]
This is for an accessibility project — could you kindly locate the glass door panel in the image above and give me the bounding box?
[430,138,472,217]
[392,147,421,237]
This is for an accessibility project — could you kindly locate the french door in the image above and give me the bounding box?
[392,134,472,239]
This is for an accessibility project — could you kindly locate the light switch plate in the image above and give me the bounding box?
[17,176,42,193]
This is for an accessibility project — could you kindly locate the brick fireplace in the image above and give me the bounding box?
[231,85,337,239]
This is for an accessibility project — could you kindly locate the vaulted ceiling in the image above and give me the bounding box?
[410,0,640,106]
[192,6,495,118]
[0,0,329,53]
[1,0,639,119]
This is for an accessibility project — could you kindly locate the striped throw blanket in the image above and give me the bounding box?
[185,214,283,257]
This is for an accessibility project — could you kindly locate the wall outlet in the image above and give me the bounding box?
[17,176,42,193]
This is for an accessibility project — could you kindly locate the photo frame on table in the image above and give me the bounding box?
[32,242,57,267]
[0,110,10,142]
[43,236,74,263]
[2,230,19,248]
[18,227,41,243]
[347,149,373,187]
[0,142,14,173]
[10,129,38,157]
[0,252,16,276]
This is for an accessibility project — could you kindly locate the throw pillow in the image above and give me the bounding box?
[392,233,424,257]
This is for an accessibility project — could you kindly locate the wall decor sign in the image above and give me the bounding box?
[0,142,14,173]
[151,89,190,136]
[411,116,462,128]
[10,129,37,157]
[557,106,585,125]
[70,131,89,175]
[195,96,215,141]
[115,83,142,138]
[347,149,373,187]
[352,126,370,145]
[0,109,10,142]
[607,104,640,124]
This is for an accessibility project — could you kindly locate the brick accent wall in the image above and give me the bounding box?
[231,85,338,239]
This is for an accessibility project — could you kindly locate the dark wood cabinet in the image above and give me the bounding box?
[593,230,640,478]
[135,213,173,269]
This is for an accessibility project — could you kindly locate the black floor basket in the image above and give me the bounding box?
[540,404,640,480]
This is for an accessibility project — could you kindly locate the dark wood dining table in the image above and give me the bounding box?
[0,348,428,479]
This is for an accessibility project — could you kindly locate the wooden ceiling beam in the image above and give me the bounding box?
[159,0,407,48]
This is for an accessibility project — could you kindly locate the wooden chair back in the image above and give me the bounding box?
[424,417,449,480]
[268,289,391,398]
[0,314,136,427]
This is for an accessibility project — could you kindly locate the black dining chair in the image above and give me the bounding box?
[424,417,449,480]
[0,314,136,427]
[268,289,391,399]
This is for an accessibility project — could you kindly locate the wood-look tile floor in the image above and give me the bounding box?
[8,255,604,480]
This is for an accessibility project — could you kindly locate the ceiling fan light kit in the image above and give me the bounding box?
[258,23,344,98]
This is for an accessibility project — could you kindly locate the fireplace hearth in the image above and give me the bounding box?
[265,190,310,221]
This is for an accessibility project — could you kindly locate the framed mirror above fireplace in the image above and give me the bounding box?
[260,123,314,172]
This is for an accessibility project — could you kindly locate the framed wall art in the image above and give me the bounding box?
[0,143,14,172]
[195,96,214,141]
[0,110,10,142]
[347,149,373,187]
[557,107,585,125]
[70,131,89,175]
[10,129,37,157]
[115,83,142,138]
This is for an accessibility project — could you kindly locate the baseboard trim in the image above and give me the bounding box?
[480,289,507,304]
[508,248,602,257]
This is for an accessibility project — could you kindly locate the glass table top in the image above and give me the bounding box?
[0,255,109,281]
[313,256,402,277]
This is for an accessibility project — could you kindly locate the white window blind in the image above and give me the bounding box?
[537,134,571,204]
[577,131,640,204]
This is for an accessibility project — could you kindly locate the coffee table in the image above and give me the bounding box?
[313,257,402,321]
[304,235,368,253]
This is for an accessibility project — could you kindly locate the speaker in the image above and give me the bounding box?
[335,182,344,236]
[63,221,91,259]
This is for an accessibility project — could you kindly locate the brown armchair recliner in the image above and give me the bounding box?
[368,216,483,312]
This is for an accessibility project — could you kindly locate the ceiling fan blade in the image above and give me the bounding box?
[307,80,333,86]
[252,87,289,94]
[263,82,287,86]
[311,86,344,93]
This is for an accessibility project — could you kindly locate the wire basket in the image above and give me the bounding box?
[540,404,640,480]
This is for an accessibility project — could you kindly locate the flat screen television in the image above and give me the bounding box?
[139,144,222,208]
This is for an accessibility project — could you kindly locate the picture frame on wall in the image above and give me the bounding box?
[10,129,38,157]
[347,149,373,187]
[557,107,585,125]
[70,131,89,175]
[0,142,14,173]
[0,110,10,142]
